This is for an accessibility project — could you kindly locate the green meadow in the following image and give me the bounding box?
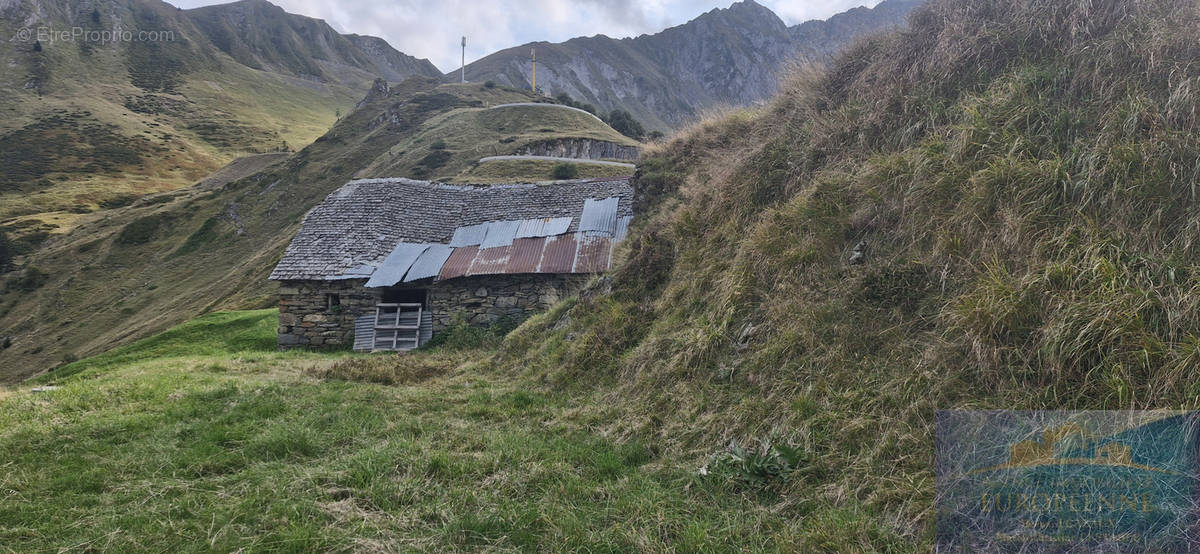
[0,310,831,552]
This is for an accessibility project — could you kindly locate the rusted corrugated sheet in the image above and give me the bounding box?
[506,237,546,274]
[439,245,478,280]
[573,233,612,273]
[538,233,578,273]
[468,245,512,275]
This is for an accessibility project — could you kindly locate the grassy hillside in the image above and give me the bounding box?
[0,79,641,383]
[358,98,640,181]
[0,310,812,551]
[488,0,1200,547]
[0,0,440,223]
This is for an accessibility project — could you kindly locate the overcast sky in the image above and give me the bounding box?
[165,0,883,72]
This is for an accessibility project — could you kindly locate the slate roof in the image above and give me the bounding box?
[270,177,634,283]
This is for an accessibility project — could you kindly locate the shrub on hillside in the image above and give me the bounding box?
[552,163,579,180]
[605,110,645,140]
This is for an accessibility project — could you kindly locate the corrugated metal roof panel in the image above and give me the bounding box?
[579,197,619,234]
[538,233,578,274]
[614,216,633,242]
[439,246,478,280]
[404,244,455,282]
[364,243,429,287]
[353,315,375,351]
[506,237,546,274]
[419,311,432,346]
[468,244,512,276]
[514,217,572,239]
[573,233,612,273]
[450,223,488,247]
[480,220,522,249]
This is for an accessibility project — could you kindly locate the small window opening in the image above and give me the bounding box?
[326,293,341,311]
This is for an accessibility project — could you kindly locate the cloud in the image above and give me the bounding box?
[166,0,883,73]
[766,0,882,24]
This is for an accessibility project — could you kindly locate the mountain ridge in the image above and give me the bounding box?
[0,0,441,221]
[455,0,922,130]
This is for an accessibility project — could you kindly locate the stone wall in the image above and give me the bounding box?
[277,274,591,349]
[277,279,379,348]
[515,138,640,161]
[428,274,590,331]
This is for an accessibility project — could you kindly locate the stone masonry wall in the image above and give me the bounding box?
[278,279,379,349]
[428,274,590,331]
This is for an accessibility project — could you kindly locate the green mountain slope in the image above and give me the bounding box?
[0,78,639,383]
[492,0,1200,546]
[458,0,922,131]
[0,0,440,223]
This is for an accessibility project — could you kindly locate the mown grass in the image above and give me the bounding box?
[0,310,826,552]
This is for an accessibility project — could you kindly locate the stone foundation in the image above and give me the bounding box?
[276,274,590,349]
[428,274,589,330]
[277,279,379,348]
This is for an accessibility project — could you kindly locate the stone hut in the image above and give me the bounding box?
[269,177,633,351]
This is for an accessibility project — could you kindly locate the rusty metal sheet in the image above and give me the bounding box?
[505,237,546,274]
[467,244,512,276]
[538,233,579,274]
[439,245,478,280]
[514,217,573,239]
[579,197,619,234]
[573,233,612,273]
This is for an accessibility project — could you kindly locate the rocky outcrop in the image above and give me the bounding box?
[514,139,640,161]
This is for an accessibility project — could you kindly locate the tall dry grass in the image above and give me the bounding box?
[499,0,1200,546]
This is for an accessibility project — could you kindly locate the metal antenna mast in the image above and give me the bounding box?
[460,36,466,83]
